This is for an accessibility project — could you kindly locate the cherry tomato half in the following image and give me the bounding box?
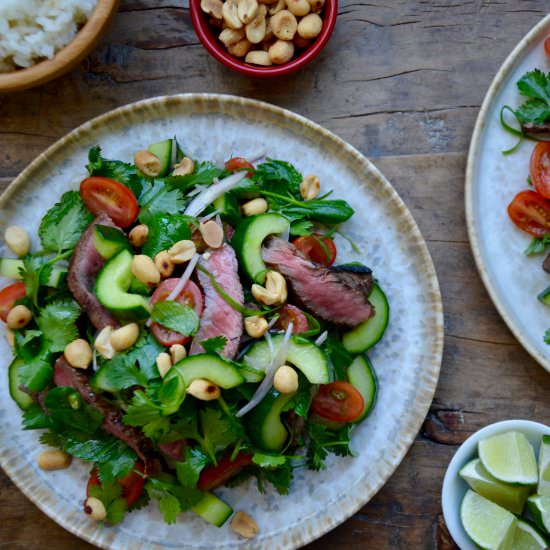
[311,381,365,423]
[530,142,550,199]
[80,177,139,228]
[224,157,254,177]
[87,461,145,507]
[507,190,550,237]
[293,234,337,266]
[0,282,26,322]
[150,279,204,347]
[545,37,550,58]
[274,304,309,333]
[197,452,253,492]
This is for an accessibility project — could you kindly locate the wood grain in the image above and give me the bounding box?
[1,1,549,548]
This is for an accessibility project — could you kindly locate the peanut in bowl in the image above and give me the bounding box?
[190,0,337,77]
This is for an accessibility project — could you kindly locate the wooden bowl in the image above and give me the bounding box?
[0,0,119,93]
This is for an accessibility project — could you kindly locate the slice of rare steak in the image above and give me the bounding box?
[190,244,244,359]
[262,237,374,327]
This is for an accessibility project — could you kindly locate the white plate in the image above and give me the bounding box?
[466,15,550,371]
[0,95,443,549]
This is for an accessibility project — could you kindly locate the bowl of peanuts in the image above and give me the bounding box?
[190,0,337,76]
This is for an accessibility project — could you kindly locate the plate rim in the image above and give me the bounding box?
[465,14,550,373]
[0,93,444,549]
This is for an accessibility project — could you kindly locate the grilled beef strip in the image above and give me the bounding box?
[53,356,160,475]
[68,214,120,331]
[262,237,374,327]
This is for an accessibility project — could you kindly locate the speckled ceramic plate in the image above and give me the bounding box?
[466,15,550,372]
[0,95,443,549]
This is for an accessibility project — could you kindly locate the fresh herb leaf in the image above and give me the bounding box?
[14,332,53,392]
[94,353,149,391]
[306,423,356,470]
[151,301,199,337]
[255,159,302,196]
[37,299,81,352]
[200,407,241,460]
[22,403,51,430]
[40,430,65,448]
[252,453,287,468]
[517,69,550,105]
[139,181,185,222]
[45,387,104,434]
[263,462,293,495]
[290,219,313,237]
[39,191,93,253]
[167,161,225,192]
[516,98,550,125]
[158,494,181,524]
[123,389,163,426]
[524,234,550,256]
[175,447,210,488]
[323,331,353,381]
[544,328,550,345]
[200,336,227,355]
[88,477,128,525]
[141,213,192,257]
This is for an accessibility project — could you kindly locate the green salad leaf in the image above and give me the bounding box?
[525,234,550,256]
[141,213,192,258]
[200,336,227,355]
[255,159,302,196]
[37,299,81,352]
[151,301,199,337]
[138,181,185,222]
[167,161,225,192]
[306,423,356,470]
[87,477,128,525]
[45,387,104,434]
[175,447,210,488]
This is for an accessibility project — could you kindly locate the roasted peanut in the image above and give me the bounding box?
[219,28,246,47]
[245,50,272,65]
[201,0,223,19]
[264,18,273,40]
[187,379,221,401]
[154,251,175,278]
[245,6,267,43]
[65,339,93,369]
[129,224,149,247]
[297,13,322,38]
[300,174,320,200]
[156,352,172,378]
[172,157,195,176]
[244,315,268,338]
[273,364,299,393]
[241,197,268,215]
[270,10,297,40]
[6,304,32,330]
[5,225,30,257]
[228,38,252,57]
[265,270,288,303]
[258,0,278,4]
[134,150,163,177]
[168,239,196,263]
[37,450,72,471]
[132,254,161,286]
[230,511,259,539]
[222,0,243,29]
[268,0,285,15]
[94,326,115,359]
[110,323,139,352]
[268,39,294,64]
[237,0,259,24]
[84,497,107,521]
[199,220,224,248]
[286,0,310,16]
[170,343,187,364]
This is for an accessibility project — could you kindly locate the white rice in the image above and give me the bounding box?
[0,0,97,72]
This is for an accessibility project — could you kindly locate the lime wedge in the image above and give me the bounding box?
[459,458,530,514]
[538,435,550,497]
[478,431,538,485]
[460,489,517,550]
[512,519,548,550]
[527,495,550,536]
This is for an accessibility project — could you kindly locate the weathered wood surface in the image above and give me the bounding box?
[1,1,549,548]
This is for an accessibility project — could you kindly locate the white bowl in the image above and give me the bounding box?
[441,419,550,549]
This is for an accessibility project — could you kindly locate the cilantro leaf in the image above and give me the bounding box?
[39,430,65,448]
[517,69,550,104]
[145,475,203,523]
[94,353,149,392]
[151,301,199,336]
[306,423,356,470]
[38,191,93,253]
[141,213,192,258]
[200,336,227,355]
[200,407,241,459]
[22,403,51,430]
[88,477,128,525]
[290,219,313,237]
[159,494,181,524]
[14,332,53,392]
[45,387,104,434]
[123,389,163,426]
[37,299,81,352]
[525,234,550,256]
[255,159,302,196]
[252,453,287,468]
[516,98,550,125]
[167,161,225,192]
[544,328,550,345]
[139,181,185,222]
[263,463,293,495]
[175,447,210,488]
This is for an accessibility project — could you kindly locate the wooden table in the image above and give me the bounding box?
[1,1,549,548]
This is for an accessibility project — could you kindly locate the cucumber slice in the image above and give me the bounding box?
[342,283,389,353]
[95,249,151,320]
[129,277,153,296]
[243,335,329,384]
[92,224,130,260]
[231,213,290,284]
[538,286,550,307]
[347,355,377,422]
[246,388,296,452]
[147,139,172,176]
[44,268,67,288]
[9,359,34,410]
[0,258,23,279]
[213,193,242,226]
[191,492,233,527]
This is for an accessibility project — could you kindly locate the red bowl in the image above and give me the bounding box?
[190,0,337,77]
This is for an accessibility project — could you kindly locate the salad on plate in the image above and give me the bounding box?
[0,138,388,537]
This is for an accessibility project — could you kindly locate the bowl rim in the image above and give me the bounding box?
[0,0,119,93]
[441,419,550,549]
[190,0,338,77]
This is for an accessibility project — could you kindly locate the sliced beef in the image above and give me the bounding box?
[190,244,244,359]
[53,357,159,475]
[262,237,374,327]
[68,214,120,331]
[543,252,550,274]
[521,122,550,140]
